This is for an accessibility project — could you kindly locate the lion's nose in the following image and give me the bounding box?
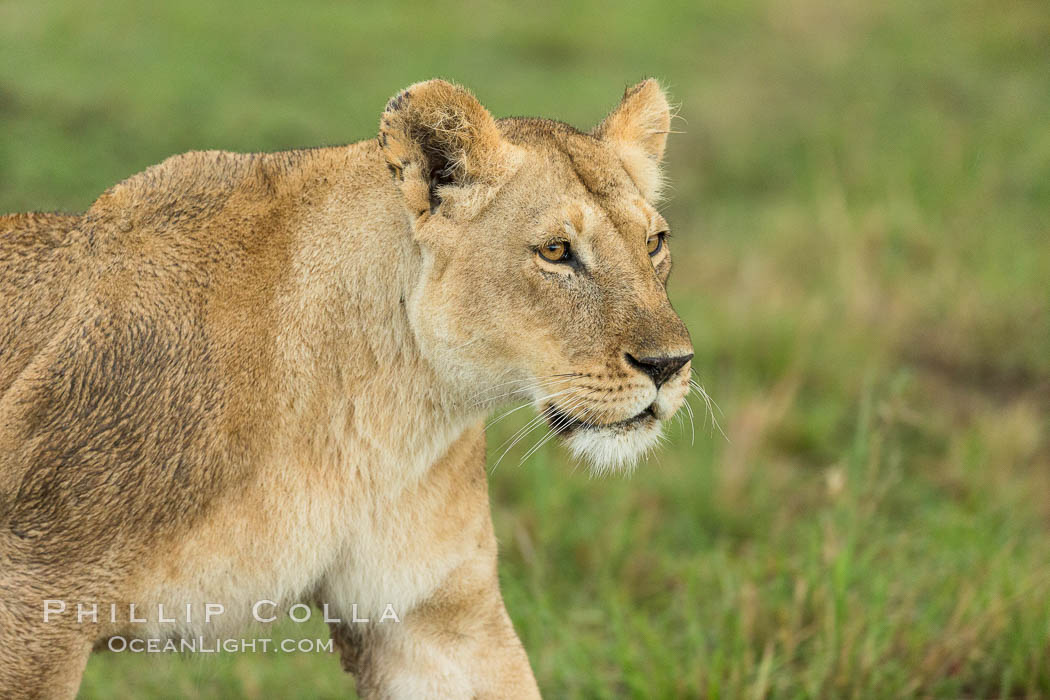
[624,352,693,388]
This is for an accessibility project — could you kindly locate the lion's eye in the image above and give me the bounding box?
[538,240,572,263]
[647,232,667,256]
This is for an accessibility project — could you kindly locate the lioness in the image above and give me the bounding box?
[0,79,692,698]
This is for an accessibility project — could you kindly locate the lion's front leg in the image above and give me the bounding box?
[329,556,539,699]
[322,425,540,698]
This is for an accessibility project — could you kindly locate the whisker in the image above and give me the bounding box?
[517,391,598,464]
[518,427,556,464]
[471,376,575,404]
[485,387,579,428]
[687,377,727,440]
[491,407,556,471]
[680,392,696,445]
[689,371,725,418]
[518,400,584,464]
[494,405,558,455]
[469,374,581,407]
[490,385,595,470]
[467,374,571,403]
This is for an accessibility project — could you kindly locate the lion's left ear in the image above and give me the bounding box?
[592,79,672,200]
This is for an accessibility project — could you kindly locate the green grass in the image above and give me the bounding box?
[3,0,1049,697]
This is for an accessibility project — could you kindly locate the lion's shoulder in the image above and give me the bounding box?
[93,148,334,211]
[90,150,273,224]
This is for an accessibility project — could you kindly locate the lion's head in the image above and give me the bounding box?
[380,79,693,473]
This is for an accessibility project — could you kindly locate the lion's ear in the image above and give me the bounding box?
[593,79,672,200]
[379,79,506,219]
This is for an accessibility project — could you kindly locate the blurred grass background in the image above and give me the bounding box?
[2,0,1049,697]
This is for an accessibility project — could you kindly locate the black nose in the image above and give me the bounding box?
[625,352,693,388]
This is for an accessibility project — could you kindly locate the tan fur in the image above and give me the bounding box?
[0,79,691,698]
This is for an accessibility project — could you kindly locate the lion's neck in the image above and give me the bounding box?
[275,143,480,484]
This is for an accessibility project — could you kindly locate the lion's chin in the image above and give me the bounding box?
[561,417,663,476]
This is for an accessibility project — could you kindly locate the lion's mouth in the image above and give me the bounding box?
[545,404,657,436]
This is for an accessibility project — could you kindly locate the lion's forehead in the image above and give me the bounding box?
[499,118,641,194]
[562,199,651,241]
[536,145,657,238]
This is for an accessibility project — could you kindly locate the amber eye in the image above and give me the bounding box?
[647,232,666,256]
[538,240,572,263]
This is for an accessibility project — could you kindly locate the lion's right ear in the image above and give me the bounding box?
[379,79,507,220]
